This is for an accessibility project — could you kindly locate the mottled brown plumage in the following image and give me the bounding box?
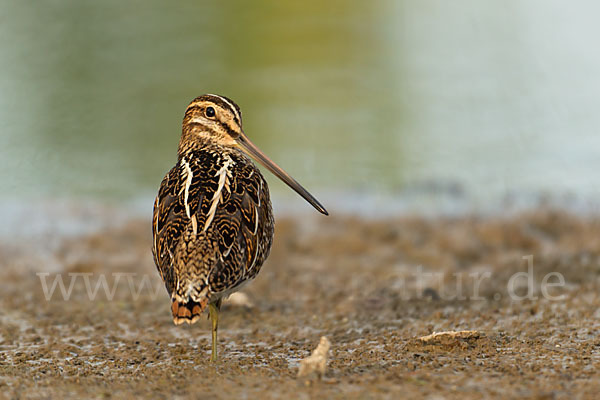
[153,139,273,322]
[152,94,327,361]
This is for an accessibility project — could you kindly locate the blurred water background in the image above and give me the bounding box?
[2,0,600,220]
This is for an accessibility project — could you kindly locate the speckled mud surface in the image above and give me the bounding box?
[1,210,599,399]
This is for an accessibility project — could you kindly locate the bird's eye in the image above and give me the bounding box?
[205,106,216,118]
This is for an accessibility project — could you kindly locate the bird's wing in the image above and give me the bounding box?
[152,164,187,296]
[206,155,273,293]
[152,149,272,298]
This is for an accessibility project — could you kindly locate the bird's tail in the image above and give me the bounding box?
[171,297,208,325]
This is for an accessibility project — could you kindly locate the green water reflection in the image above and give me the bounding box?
[1,0,599,207]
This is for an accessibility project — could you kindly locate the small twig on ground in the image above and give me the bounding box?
[298,336,331,378]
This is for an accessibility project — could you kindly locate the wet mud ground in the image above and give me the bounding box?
[0,209,599,399]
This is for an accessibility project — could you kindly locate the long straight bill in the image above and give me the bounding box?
[236,133,329,215]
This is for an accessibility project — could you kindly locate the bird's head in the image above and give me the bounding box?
[179,94,328,216]
[181,94,243,148]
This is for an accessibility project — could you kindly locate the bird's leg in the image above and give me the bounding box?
[208,299,222,362]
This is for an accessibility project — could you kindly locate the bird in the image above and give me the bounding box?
[152,94,328,362]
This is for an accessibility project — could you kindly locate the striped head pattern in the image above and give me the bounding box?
[178,94,329,216]
[179,94,244,152]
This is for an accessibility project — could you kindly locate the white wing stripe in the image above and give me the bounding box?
[203,156,233,232]
[181,157,193,219]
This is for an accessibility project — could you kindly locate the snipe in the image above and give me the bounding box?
[152,94,328,361]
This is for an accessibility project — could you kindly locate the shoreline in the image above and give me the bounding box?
[1,207,599,397]
[1,189,599,240]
